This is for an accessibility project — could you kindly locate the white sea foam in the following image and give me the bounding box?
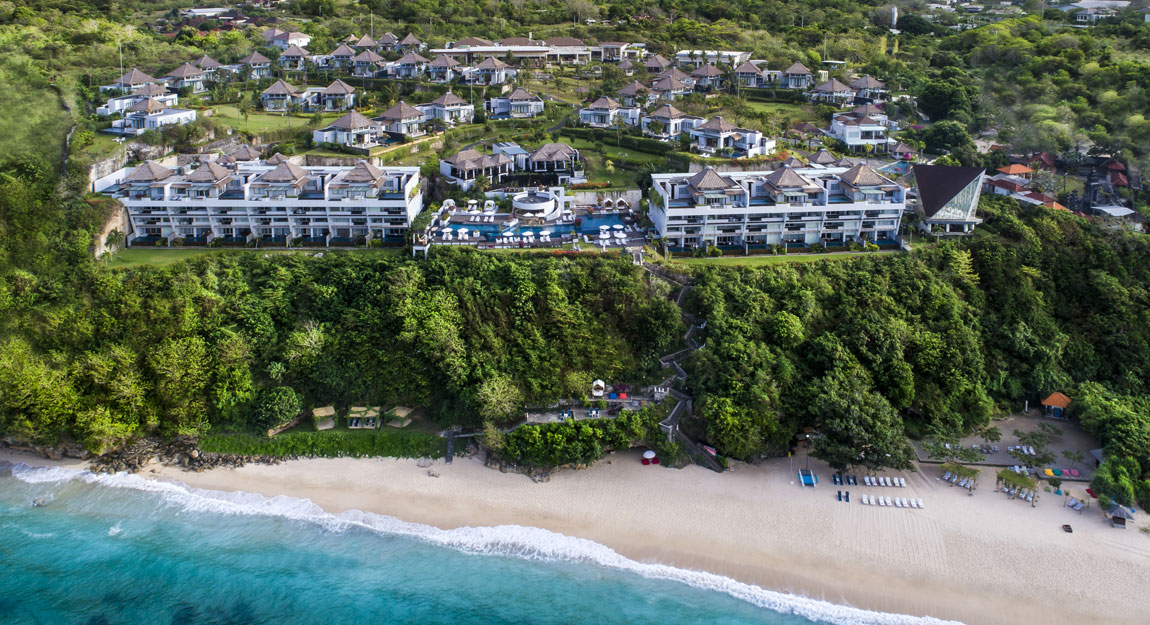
[108,521,123,537]
[10,463,964,625]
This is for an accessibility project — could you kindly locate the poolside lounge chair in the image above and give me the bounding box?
[837,490,842,502]
[942,471,952,481]
[865,476,873,487]
[895,498,903,508]
[878,496,886,506]
[881,477,890,487]
[910,498,919,509]
[1073,501,1084,512]
[901,498,910,508]
[899,477,906,488]
[917,498,925,509]
[844,491,850,503]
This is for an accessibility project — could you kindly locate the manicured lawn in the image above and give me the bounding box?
[106,248,222,268]
[744,101,818,123]
[106,247,404,268]
[672,251,883,267]
[77,133,127,162]
[211,105,337,134]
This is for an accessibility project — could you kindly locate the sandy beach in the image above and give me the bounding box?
[4,448,1148,625]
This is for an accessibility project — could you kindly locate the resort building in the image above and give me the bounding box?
[439,149,515,190]
[261,80,302,111]
[164,63,205,93]
[641,104,703,140]
[527,143,581,175]
[352,49,385,77]
[688,116,775,158]
[101,68,158,93]
[487,88,544,118]
[644,54,672,73]
[849,75,887,101]
[351,34,376,49]
[827,105,894,153]
[427,55,462,83]
[108,99,197,136]
[391,52,430,79]
[911,164,985,236]
[780,62,814,89]
[313,80,356,111]
[674,50,751,68]
[377,32,399,51]
[545,37,591,64]
[239,52,272,79]
[416,92,474,125]
[265,29,311,50]
[326,44,356,70]
[809,78,855,104]
[97,84,178,116]
[311,111,384,148]
[649,164,906,249]
[276,45,308,72]
[690,64,725,90]
[735,61,765,88]
[192,56,224,81]
[578,97,640,128]
[470,57,514,85]
[597,42,643,62]
[396,33,425,53]
[617,81,652,107]
[650,76,692,100]
[376,101,425,138]
[96,159,423,246]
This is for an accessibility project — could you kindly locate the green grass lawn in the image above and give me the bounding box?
[672,251,880,267]
[106,246,404,268]
[743,101,819,123]
[211,105,337,134]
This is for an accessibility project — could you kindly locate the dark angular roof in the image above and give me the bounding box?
[353,34,376,48]
[128,98,166,113]
[506,88,540,101]
[193,55,222,69]
[399,33,422,45]
[691,64,723,77]
[912,164,985,219]
[587,96,622,110]
[644,54,671,69]
[764,166,812,188]
[132,84,169,97]
[261,80,299,95]
[344,160,385,183]
[838,164,889,186]
[735,61,762,74]
[228,145,262,161]
[646,104,687,119]
[696,116,740,132]
[687,167,735,191]
[115,68,156,85]
[850,75,884,89]
[329,44,356,57]
[783,62,811,75]
[430,54,460,68]
[239,51,271,65]
[476,56,509,69]
[166,63,203,79]
[353,49,384,63]
[396,52,430,64]
[328,110,376,130]
[279,44,309,57]
[186,161,232,183]
[123,160,173,182]
[618,81,650,96]
[809,148,837,165]
[812,78,851,93]
[428,92,468,107]
[651,76,687,91]
[323,79,355,95]
[530,143,579,162]
[379,101,423,120]
[260,161,308,183]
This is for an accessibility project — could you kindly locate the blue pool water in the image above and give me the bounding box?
[0,462,959,625]
[454,213,627,241]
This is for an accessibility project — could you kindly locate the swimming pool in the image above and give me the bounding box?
[446,213,628,241]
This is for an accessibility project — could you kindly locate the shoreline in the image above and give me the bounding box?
[4,448,1147,625]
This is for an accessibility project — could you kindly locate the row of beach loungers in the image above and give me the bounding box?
[1002,486,1036,502]
[1064,496,1087,512]
[865,476,906,488]
[941,472,975,488]
[862,495,925,509]
[1008,445,1039,456]
[832,473,857,486]
[465,215,497,223]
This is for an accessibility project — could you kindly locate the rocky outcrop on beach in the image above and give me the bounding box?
[1,438,91,460]
[88,438,279,475]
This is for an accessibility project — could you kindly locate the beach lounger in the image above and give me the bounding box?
[1073,501,1084,511]
[837,490,843,502]
[901,498,910,508]
[845,492,850,503]
[861,494,869,505]
[917,498,925,509]
[910,498,919,509]
[877,496,885,506]
[895,498,904,508]
[883,477,892,487]
[899,477,906,488]
[1026,491,1034,502]
[942,471,952,481]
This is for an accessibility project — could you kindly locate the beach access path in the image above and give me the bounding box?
[6,448,1146,625]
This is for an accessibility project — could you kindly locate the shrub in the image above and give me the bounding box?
[254,386,302,430]
[199,430,447,458]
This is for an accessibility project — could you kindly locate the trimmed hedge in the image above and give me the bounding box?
[560,127,670,154]
[199,430,447,458]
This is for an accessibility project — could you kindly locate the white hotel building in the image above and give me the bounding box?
[649,165,905,250]
[97,158,422,246]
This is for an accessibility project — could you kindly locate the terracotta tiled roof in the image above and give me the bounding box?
[1042,392,1071,409]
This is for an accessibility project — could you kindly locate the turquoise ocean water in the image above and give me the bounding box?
[0,461,959,625]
